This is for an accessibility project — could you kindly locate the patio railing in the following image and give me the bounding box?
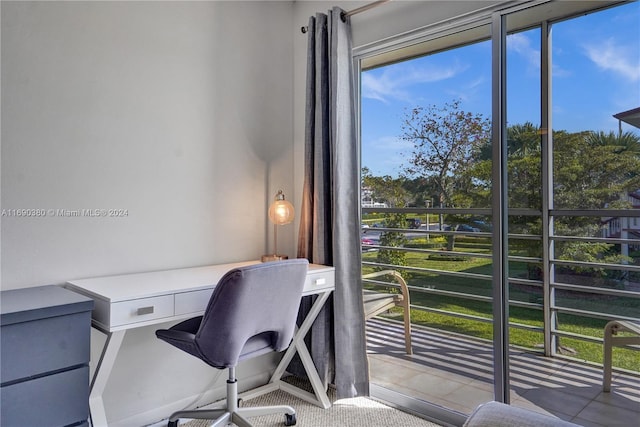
[361,206,640,373]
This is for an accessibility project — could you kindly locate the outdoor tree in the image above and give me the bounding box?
[401,99,491,209]
[462,124,640,282]
[553,129,640,284]
[466,124,640,213]
[466,121,543,211]
[554,130,640,211]
[401,99,491,250]
[585,130,640,156]
[362,168,409,272]
[362,167,413,209]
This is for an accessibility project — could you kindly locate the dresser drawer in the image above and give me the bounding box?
[1,366,89,427]
[110,295,174,327]
[1,311,91,384]
[175,289,213,316]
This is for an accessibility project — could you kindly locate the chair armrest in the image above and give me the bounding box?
[362,270,412,354]
[362,270,410,308]
[603,320,640,391]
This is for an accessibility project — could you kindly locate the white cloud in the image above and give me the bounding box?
[361,62,467,103]
[446,75,486,102]
[507,32,540,70]
[583,38,640,82]
[364,135,412,152]
[466,76,485,90]
[508,32,576,79]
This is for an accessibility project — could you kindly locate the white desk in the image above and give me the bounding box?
[66,260,335,427]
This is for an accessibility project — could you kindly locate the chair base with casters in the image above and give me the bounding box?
[166,367,296,427]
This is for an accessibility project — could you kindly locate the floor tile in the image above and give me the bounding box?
[574,399,639,426]
[367,317,640,424]
[516,386,590,417]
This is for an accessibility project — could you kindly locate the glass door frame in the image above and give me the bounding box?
[353,0,632,423]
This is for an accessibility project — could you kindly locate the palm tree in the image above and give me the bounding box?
[585,130,640,155]
[507,122,541,157]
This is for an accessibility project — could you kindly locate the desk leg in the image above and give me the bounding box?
[89,330,126,427]
[270,291,333,409]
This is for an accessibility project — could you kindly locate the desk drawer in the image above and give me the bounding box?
[175,289,213,316]
[304,270,335,294]
[111,295,174,327]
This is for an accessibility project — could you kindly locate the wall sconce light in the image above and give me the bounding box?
[261,190,295,262]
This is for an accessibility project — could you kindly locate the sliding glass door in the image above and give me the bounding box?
[505,3,640,423]
[360,23,495,425]
[357,1,639,424]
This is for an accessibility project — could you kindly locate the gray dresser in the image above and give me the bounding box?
[1,285,94,427]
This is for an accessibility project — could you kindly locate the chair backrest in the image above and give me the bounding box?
[194,259,308,368]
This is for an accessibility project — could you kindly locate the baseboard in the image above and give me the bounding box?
[108,387,221,427]
[107,371,271,427]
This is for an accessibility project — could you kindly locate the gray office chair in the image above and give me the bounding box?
[156,259,309,427]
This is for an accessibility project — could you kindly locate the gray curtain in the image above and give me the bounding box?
[297,7,369,399]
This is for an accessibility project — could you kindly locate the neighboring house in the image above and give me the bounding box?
[606,108,640,249]
[361,186,388,208]
[601,190,640,250]
[613,106,640,133]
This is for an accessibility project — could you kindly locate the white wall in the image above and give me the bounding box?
[1,0,296,290]
[1,1,508,289]
[1,1,294,425]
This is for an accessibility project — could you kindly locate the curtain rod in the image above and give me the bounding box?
[300,0,392,33]
[343,0,392,19]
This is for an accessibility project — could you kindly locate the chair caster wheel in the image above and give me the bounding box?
[168,421,179,427]
[285,413,297,426]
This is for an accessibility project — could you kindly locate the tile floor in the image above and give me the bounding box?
[367,318,639,426]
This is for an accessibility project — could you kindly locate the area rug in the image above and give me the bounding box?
[181,387,442,427]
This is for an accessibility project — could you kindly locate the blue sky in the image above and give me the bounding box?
[361,2,640,178]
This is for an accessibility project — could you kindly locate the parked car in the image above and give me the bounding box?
[456,224,480,233]
[406,218,422,229]
[471,219,492,231]
[361,237,377,252]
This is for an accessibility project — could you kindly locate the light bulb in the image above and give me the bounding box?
[268,190,294,225]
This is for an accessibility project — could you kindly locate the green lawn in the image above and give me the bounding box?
[362,235,640,371]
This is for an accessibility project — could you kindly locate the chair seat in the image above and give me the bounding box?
[363,290,403,319]
[157,319,276,368]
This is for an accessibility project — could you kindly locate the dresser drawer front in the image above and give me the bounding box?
[1,366,89,427]
[111,295,174,327]
[1,311,91,384]
[175,289,213,316]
